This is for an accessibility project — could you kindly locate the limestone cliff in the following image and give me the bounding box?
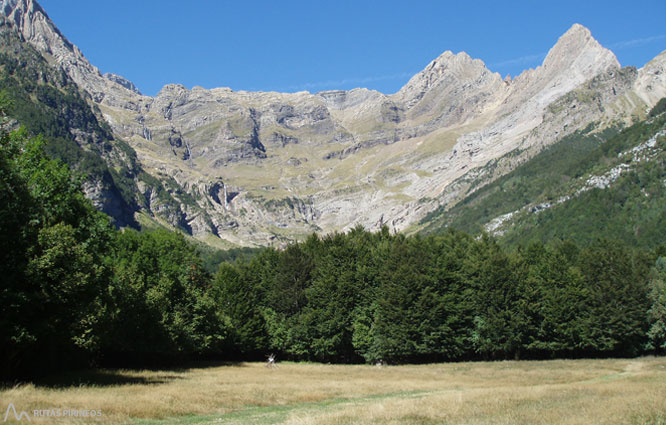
[2,0,664,246]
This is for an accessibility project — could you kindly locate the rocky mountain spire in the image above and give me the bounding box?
[395,51,503,110]
[0,0,143,104]
[1,0,74,57]
[392,50,505,128]
[1,1,663,246]
[542,23,619,79]
[500,24,620,120]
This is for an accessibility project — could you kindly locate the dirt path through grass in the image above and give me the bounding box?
[132,359,664,425]
[132,389,459,425]
[2,357,664,425]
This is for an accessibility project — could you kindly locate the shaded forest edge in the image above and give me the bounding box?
[2,96,666,381]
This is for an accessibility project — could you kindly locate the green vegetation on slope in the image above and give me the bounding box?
[502,144,666,247]
[0,125,115,378]
[0,122,229,376]
[420,124,620,234]
[0,24,208,234]
[421,100,666,250]
[0,25,140,226]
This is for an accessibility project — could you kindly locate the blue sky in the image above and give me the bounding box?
[39,0,666,96]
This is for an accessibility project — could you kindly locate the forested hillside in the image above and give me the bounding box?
[0,24,201,233]
[0,25,140,226]
[421,98,666,249]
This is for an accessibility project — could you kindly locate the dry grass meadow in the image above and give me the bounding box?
[1,357,665,425]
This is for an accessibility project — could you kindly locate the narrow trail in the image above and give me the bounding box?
[133,360,651,425]
[132,389,459,425]
[575,359,646,385]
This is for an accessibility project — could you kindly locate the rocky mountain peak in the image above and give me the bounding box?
[501,23,621,121]
[0,0,144,106]
[2,1,664,247]
[395,50,500,111]
[399,50,491,92]
[542,23,619,77]
[1,0,79,54]
[104,73,142,95]
[1,0,43,22]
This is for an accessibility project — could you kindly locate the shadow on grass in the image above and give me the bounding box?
[5,360,245,389]
[30,369,184,388]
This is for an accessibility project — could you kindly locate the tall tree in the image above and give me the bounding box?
[0,125,113,378]
[469,236,532,360]
[577,240,650,356]
[213,261,267,358]
[646,257,666,353]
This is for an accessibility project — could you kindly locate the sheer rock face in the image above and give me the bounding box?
[104,73,142,95]
[2,0,665,246]
[394,50,506,122]
[634,51,666,106]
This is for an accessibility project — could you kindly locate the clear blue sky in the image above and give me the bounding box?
[38,0,666,96]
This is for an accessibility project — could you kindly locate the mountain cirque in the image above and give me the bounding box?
[2,0,665,246]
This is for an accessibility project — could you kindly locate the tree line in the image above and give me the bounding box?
[1,114,665,380]
[219,227,665,364]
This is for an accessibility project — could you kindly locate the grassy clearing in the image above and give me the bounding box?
[1,357,665,424]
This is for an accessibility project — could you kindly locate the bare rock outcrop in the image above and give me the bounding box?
[2,0,664,246]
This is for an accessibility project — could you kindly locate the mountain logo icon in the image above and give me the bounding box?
[3,403,31,422]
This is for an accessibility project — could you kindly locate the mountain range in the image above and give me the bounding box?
[1,0,665,247]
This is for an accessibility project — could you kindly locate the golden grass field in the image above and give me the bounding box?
[1,357,665,425]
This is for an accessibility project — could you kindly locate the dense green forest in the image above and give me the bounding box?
[2,94,666,379]
[421,101,666,248]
